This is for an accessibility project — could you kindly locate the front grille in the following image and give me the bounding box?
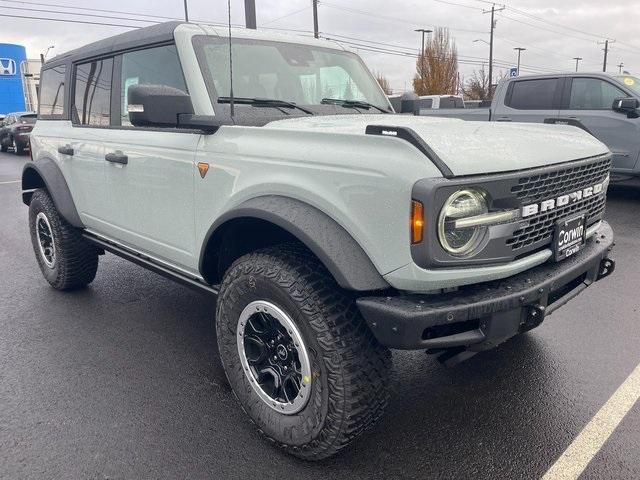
[510,157,611,204]
[507,156,610,251]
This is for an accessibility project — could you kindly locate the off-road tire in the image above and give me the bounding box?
[216,244,391,460]
[29,189,99,290]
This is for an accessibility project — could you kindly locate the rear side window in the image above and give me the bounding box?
[119,45,186,126]
[568,77,627,110]
[439,97,464,108]
[73,58,114,126]
[39,65,66,118]
[507,78,558,110]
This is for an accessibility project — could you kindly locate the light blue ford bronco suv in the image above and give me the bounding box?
[23,22,616,459]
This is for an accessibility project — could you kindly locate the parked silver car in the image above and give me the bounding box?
[416,72,640,184]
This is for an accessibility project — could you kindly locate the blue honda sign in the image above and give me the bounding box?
[509,67,519,78]
[0,43,27,114]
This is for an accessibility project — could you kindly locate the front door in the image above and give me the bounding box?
[100,44,200,272]
[560,76,640,172]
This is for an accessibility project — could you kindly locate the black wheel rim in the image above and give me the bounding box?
[35,212,56,268]
[237,301,311,414]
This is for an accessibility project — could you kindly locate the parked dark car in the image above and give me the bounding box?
[0,112,37,155]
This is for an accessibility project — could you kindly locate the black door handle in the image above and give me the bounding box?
[57,145,74,156]
[105,151,128,165]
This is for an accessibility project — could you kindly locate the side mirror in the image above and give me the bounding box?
[612,97,640,118]
[128,84,195,128]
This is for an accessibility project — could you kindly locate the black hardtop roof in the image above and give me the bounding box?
[43,21,184,69]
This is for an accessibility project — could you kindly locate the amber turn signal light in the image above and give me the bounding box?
[411,200,424,244]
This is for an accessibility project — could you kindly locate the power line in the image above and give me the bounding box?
[0,3,158,24]
[320,1,487,34]
[0,0,177,21]
[262,5,310,26]
[0,11,143,28]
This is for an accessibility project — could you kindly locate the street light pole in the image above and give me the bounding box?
[573,57,582,72]
[414,28,432,57]
[183,0,188,21]
[514,47,526,75]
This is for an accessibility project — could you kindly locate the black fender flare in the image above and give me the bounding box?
[200,196,390,291]
[21,158,84,228]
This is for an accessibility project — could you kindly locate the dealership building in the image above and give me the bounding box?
[0,43,40,115]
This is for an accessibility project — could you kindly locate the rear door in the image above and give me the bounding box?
[559,76,640,172]
[63,57,114,229]
[493,77,561,123]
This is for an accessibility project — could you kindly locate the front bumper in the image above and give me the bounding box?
[357,221,615,360]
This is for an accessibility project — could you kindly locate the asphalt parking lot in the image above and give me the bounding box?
[1,151,638,479]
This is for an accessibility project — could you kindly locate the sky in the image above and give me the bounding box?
[2,0,640,93]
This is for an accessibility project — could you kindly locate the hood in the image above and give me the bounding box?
[265,114,609,176]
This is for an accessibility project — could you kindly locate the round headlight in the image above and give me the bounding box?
[438,189,488,256]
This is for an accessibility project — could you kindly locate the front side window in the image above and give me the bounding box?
[568,77,628,110]
[193,36,389,112]
[120,45,187,126]
[508,78,558,110]
[39,65,66,118]
[73,58,113,126]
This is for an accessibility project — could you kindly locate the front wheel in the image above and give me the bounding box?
[216,245,391,460]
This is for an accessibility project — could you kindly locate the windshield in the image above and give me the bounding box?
[193,36,390,112]
[616,75,640,96]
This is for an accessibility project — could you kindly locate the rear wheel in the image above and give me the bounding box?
[29,189,99,290]
[216,244,391,460]
[0,139,7,152]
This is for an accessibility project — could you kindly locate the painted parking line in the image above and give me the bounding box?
[0,180,20,185]
[542,362,640,480]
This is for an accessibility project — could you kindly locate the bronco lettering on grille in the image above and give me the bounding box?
[521,177,609,218]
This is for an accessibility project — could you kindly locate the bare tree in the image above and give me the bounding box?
[374,72,392,95]
[412,27,458,95]
[461,66,490,100]
[462,67,509,100]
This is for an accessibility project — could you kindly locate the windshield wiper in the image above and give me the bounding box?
[321,98,391,113]
[218,97,314,115]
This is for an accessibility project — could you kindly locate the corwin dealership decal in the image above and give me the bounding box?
[521,177,609,218]
[0,58,17,76]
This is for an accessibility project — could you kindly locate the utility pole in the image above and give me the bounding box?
[618,62,624,73]
[573,57,582,72]
[312,0,319,38]
[183,0,188,21]
[513,47,526,75]
[244,0,256,29]
[599,39,615,72]
[483,3,505,98]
